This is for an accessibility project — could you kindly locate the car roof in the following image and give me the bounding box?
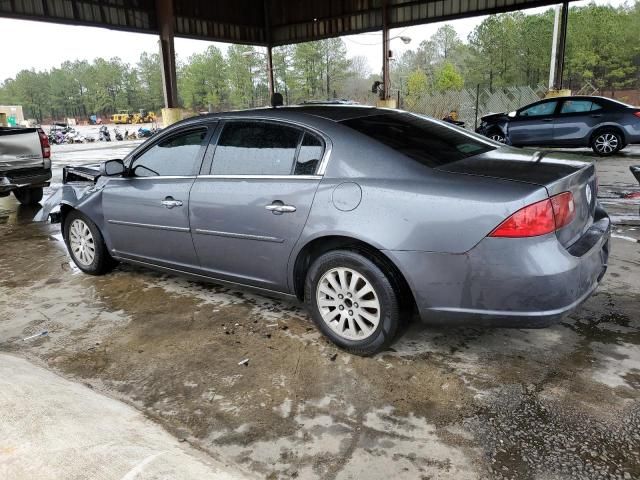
[172,105,394,129]
[540,95,621,103]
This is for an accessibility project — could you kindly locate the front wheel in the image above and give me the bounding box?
[488,130,507,144]
[591,129,622,156]
[13,187,43,205]
[63,210,116,275]
[304,250,401,356]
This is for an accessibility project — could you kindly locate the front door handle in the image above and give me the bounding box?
[542,118,554,122]
[590,114,602,118]
[161,197,183,209]
[265,201,296,214]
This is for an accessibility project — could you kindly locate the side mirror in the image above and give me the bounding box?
[508,111,517,118]
[100,159,125,176]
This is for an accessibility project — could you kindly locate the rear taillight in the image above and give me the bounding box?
[489,192,575,238]
[634,110,640,118]
[37,128,50,159]
[550,191,575,229]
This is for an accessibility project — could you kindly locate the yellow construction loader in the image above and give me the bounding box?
[110,111,132,124]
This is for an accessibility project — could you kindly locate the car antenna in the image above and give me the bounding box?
[271,92,284,108]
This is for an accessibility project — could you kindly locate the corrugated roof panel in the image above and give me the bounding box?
[0,0,576,45]
[0,0,157,32]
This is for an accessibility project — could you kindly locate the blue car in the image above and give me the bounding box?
[476,95,640,156]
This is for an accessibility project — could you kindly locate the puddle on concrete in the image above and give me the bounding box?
[591,342,640,389]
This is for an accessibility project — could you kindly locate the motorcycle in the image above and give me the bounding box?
[99,125,111,142]
[64,130,86,144]
[137,127,153,138]
[114,127,124,141]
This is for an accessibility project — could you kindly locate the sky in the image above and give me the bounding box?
[0,0,629,83]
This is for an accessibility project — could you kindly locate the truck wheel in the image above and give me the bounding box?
[13,187,43,205]
[305,250,401,356]
[63,210,116,275]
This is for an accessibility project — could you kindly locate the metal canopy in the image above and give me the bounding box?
[1,0,570,46]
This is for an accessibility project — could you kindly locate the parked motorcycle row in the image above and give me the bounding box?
[47,125,160,145]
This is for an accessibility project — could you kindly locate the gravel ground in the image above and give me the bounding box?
[0,142,638,480]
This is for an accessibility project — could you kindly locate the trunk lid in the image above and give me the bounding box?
[438,146,597,248]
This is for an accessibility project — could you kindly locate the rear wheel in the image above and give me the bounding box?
[591,129,622,156]
[13,187,43,205]
[304,250,401,356]
[63,210,116,275]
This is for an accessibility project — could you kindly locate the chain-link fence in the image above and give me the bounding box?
[399,85,548,130]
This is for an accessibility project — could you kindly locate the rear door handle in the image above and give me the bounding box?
[542,118,554,122]
[161,197,183,209]
[590,114,602,118]
[265,201,296,214]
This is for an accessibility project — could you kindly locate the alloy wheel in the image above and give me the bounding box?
[490,133,506,143]
[316,267,381,341]
[69,219,96,266]
[594,133,619,154]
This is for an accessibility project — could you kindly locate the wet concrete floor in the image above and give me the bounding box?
[0,143,639,480]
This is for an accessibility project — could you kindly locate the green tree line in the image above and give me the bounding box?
[0,1,638,122]
[0,38,360,122]
[394,1,639,101]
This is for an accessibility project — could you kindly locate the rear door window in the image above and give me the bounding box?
[210,121,324,176]
[340,112,493,168]
[294,133,324,175]
[518,101,558,117]
[560,100,601,114]
[211,121,300,175]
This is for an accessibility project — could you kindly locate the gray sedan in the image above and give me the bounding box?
[40,106,611,355]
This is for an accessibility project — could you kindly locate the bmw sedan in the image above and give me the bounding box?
[39,106,611,355]
[476,95,640,156]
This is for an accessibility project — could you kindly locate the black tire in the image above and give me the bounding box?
[591,128,622,156]
[63,210,116,275]
[487,129,507,144]
[304,250,401,356]
[13,187,43,205]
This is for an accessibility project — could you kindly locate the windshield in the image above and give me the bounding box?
[340,112,495,168]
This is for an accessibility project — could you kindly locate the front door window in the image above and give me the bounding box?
[132,128,208,177]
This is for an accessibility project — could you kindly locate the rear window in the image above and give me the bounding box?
[340,112,494,167]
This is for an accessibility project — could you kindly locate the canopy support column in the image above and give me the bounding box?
[266,45,275,98]
[548,2,570,96]
[382,0,390,101]
[156,0,180,124]
[377,0,396,108]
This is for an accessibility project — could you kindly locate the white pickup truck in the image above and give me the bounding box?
[0,127,52,205]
